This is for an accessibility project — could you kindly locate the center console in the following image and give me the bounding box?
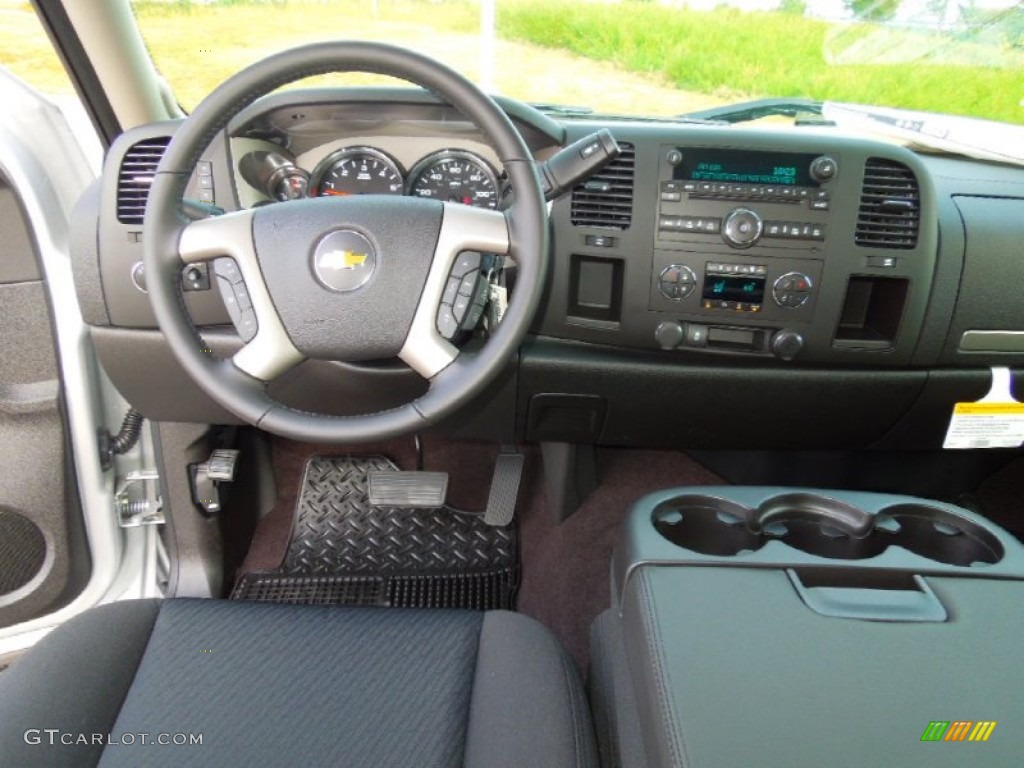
[543,127,939,367]
[590,487,1024,767]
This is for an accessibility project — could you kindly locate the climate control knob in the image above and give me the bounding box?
[655,321,685,350]
[772,272,813,308]
[657,265,697,301]
[722,208,763,248]
[771,330,805,361]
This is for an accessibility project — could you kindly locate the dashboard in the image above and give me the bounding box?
[72,87,1024,450]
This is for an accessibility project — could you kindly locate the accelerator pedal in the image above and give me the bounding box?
[484,449,525,527]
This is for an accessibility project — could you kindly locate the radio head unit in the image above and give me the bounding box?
[675,148,820,188]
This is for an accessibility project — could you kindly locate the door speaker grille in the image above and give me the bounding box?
[0,510,46,595]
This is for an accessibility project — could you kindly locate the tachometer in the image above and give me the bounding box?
[311,147,404,197]
[408,151,500,209]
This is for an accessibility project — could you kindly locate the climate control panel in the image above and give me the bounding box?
[650,253,820,321]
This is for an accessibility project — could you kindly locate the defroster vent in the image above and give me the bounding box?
[855,157,920,249]
[571,141,635,229]
[116,136,171,225]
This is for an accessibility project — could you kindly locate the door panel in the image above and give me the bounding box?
[0,177,89,627]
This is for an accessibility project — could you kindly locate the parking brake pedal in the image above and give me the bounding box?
[484,450,525,527]
[367,471,448,508]
[189,448,239,515]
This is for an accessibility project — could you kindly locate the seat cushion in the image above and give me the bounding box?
[0,599,596,768]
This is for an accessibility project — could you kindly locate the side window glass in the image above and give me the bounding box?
[1,4,102,166]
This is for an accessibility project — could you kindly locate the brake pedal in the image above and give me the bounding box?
[484,450,525,527]
[367,471,448,508]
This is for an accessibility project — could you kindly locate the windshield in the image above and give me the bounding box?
[126,0,1020,127]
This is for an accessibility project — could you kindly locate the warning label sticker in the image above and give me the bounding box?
[944,368,1024,449]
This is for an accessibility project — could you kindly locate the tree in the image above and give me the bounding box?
[844,0,901,21]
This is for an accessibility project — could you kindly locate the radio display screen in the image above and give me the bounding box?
[675,149,816,187]
[702,274,766,304]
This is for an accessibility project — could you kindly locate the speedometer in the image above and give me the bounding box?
[311,147,404,197]
[408,151,500,209]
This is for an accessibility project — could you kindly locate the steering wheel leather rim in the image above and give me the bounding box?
[144,41,548,443]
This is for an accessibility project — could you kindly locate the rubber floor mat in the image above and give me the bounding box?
[232,456,518,610]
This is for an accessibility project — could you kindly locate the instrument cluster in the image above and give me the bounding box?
[240,145,502,210]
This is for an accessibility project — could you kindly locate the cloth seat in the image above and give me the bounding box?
[0,599,597,768]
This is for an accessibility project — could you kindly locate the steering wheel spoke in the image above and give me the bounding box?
[399,203,510,379]
[179,210,304,381]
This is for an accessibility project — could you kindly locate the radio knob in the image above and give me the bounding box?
[810,156,838,182]
[655,321,685,350]
[722,208,763,248]
[771,330,805,361]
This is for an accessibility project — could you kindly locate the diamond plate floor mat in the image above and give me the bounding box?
[232,456,518,610]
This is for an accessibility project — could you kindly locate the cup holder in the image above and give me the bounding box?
[879,504,1003,567]
[653,497,761,556]
[651,492,1005,567]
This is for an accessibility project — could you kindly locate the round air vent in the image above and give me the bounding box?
[0,510,46,595]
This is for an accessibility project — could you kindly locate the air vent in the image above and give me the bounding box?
[571,141,635,229]
[855,157,920,249]
[116,136,171,225]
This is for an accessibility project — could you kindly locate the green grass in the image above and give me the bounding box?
[131,0,479,108]
[498,1,1024,124]
[3,0,1019,123]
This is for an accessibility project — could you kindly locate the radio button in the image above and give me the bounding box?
[722,208,763,248]
[809,190,831,211]
[810,156,838,182]
[685,324,708,348]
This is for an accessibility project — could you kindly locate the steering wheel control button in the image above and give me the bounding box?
[722,208,763,248]
[772,272,813,309]
[236,309,258,343]
[658,265,697,301]
[213,256,242,284]
[216,277,242,324]
[182,263,211,292]
[442,277,461,305]
[458,272,478,297]
[451,251,482,278]
[233,282,252,311]
[437,306,458,340]
[311,230,377,292]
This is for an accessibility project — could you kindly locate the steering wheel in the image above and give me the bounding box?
[144,42,547,443]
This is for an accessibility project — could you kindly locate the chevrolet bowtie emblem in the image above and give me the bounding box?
[320,249,368,270]
[313,230,376,292]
